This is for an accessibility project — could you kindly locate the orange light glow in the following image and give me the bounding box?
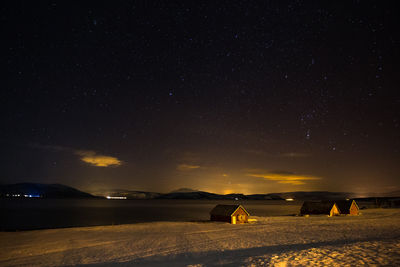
[77,150,122,167]
[223,189,233,195]
[247,172,320,185]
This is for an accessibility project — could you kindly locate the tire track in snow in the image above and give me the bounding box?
[112,224,254,262]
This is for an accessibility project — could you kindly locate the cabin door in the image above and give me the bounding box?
[231,216,236,224]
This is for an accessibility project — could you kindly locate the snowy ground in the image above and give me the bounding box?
[0,208,399,266]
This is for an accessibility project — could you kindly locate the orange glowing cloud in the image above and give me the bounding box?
[247,172,321,185]
[177,164,201,171]
[30,144,123,168]
[76,151,122,167]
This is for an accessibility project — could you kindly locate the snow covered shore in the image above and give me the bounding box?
[1,208,399,266]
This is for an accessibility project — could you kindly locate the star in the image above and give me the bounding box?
[306,129,311,140]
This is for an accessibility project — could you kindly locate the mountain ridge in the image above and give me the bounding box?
[2,183,398,200]
[0,183,95,198]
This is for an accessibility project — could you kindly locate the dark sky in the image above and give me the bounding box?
[2,1,399,195]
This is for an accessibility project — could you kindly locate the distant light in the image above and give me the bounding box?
[24,194,41,198]
[286,198,294,201]
[106,196,127,200]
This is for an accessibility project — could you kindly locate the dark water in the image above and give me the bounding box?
[0,199,302,231]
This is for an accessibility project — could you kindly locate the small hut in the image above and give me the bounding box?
[300,201,340,216]
[335,199,359,215]
[210,204,249,224]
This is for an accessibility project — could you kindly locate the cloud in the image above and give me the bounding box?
[76,150,122,167]
[177,164,201,171]
[247,171,320,185]
[31,143,123,167]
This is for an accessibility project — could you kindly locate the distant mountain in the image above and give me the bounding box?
[93,189,161,199]
[158,192,284,200]
[1,183,376,201]
[0,183,95,198]
[156,191,357,200]
[275,191,355,200]
[158,191,225,199]
[170,188,199,193]
[357,190,400,198]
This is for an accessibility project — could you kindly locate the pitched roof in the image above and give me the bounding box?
[300,201,337,215]
[210,204,249,216]
[335,200,358,213]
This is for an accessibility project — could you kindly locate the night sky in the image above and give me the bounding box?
[2,1,399,195]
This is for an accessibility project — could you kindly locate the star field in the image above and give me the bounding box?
[1,1,399,195]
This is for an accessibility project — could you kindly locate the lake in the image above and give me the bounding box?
[0,198,302,231]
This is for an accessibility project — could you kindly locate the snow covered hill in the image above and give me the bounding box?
[0,209,399,266]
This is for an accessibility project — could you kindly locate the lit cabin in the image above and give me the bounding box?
[335,200,359,215]
[210,204,249,224]
[300,201,340,216]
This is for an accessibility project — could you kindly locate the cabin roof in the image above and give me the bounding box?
[210,204,249,216]
[335,200,358,213]
[300,201,337,215]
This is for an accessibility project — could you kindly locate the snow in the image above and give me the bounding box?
[0,208,399,266]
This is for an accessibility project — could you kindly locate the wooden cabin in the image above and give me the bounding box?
[300,201,340,216]
[335,200,359,215]
[210,204,249,224]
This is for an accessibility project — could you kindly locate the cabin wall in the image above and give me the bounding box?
[349,203,359,215]
[232,208,248,223]
[300,207,310,215]
[210,215,231,223]
[330,205,340,216]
